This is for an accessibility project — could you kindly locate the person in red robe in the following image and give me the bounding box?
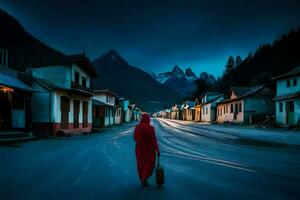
[134,113,160,186]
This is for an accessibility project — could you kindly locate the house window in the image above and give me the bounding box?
[238,103,242,112]
[293,78,297,86]
[230,104,233,113]
[287,79,291,87]
[75,72,80,84]
[82,77,86,87]
[203,108,205,115]
[224,106,226,114]
[279,102,283,112]
[220,108,222,116]
[206,107,208,115]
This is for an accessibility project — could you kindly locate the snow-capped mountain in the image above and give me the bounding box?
[152,66,197,84]
[151,66,198,96]
[92,50,182,111]
[199,72,216,85]
[185,68,198,82]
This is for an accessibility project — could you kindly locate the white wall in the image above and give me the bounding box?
[115,108,122,124]
[71,63,90,87]
[104,107,114,127]
[93,94,115,106]
[216,100,244,123]
[276,98,300,125]
[31,81,51,122]
[30,65,72,89]
[276,101,286,124]
[201,103,212,122]
[277,75,300,96]
[53,91,92,124]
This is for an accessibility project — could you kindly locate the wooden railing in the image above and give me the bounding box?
[71,81,94,93]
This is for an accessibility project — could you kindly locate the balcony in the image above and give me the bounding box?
[71,81,94,96]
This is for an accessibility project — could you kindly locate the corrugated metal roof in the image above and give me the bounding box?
[0,69,36,92]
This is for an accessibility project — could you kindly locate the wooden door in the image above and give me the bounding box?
[73,100,80,128]
[82,101,88,128]
[60,96,70,129]
[99,106,105,128]
[286,101,295,125]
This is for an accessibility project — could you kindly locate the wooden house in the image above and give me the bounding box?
[273,67,300,125]
[216,85,274,124]
[200,92,224,122]
[29,54,97,135]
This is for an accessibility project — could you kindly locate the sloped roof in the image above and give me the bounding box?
[201,94,223,106]
[272,66,300,80]
[231,85,264,98]
[31,54,97,77]
[34,78,66,91]
[34,78,94,96]
[182,101,195,109]
[94,89,117,97]
[0,67,37,92]
[199,91,223,98]
[218,85,265,104]
[92,99,116,108]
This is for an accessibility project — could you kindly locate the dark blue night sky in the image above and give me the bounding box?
[1,0,300,77]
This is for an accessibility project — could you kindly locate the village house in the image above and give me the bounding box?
[114,97,123,125]
[194,98,201,121]
[92,90,117,128]
[273,67,300,126]
[171,104,179,120]
[29,54,97,135]
[182,101,195,121]
[119,98,133,123]
[201,92,224,122]
[216,85,274,124]
[0,65,36,131]
[133,107,142,121]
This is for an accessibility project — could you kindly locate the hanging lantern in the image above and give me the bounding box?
[0,86,14,93]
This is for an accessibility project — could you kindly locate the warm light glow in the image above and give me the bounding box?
[0,86,14,93]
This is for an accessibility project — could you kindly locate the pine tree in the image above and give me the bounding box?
[235,56,242,67]
[224,56,235,74]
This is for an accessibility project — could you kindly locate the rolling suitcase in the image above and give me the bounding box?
[156,155,164,187]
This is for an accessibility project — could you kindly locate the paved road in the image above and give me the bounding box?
[0,119,300,200]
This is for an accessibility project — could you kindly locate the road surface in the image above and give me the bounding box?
[1,118,300,200]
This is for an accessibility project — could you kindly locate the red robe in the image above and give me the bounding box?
[134,114,159,182]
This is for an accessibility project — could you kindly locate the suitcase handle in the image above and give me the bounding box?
[157,154,161,167]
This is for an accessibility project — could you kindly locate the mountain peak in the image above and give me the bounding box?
[185,68,193,76]
[94,49,128,68]
[171,65,185,79]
